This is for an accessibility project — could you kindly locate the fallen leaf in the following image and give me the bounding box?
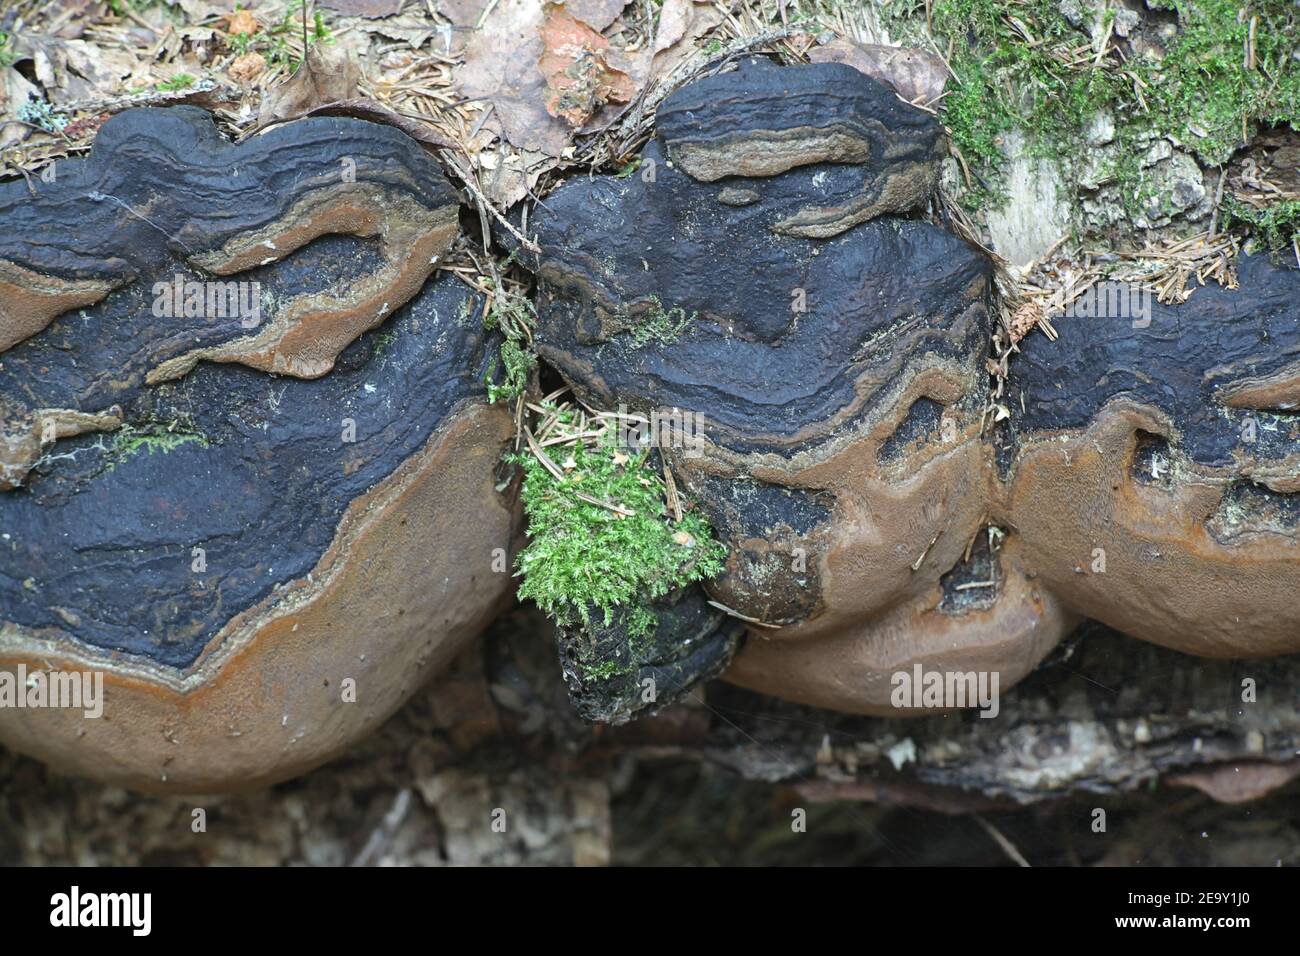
[1168,759,1300,804]
[807,39,949,106]
[302,99,460,153]
[538,2,635,128]
[318,0,405,16]
[177,0,244,17]
[558,0,628,31]
[255,41,362,129]
[444,0,623,28]
[649,0,723,79]
[361,11,446,51]
[459,0,649,157]
[62,111,110,139]
[439,0,491,27]
[14,36,138,105]
[460,16,547,153]
[38,0,100,40]
[0,68,39,149]
[474,144,551,208]
[458,0,567,155]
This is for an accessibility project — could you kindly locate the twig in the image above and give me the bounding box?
[441,150,540,253]
[706,599,782,629]
[662,462,683,522]
[574,492,636,517]
[975,815,1031,867]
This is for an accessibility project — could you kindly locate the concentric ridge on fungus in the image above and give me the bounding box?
[4,58,1300,791]
[0,108,519,791]
[528,57,1300,718]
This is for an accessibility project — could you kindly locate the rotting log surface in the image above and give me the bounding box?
[11,609,1300,867]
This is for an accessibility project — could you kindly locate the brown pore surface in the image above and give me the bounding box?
[0,260,121,355]
[0,406,123,492]
[724,537,1073,715]
[148,183,458,383]
[993,398,1300,657]
[0,402,519,793]
[772,157,940,239]
[682,363,991,638]
[1216,361,1300,411]
[694,359,1075,712]
[668,126,876,181]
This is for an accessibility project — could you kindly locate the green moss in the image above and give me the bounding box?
[227,0,334,71]
[108,422,207,468]
[371,324,399,355]
[627,295,696,348]
[0,31,17,70]
[156,74,196,92]
[513,432,726,638]
[485,337,536,404]
[1147,0,1299,166]
[582,659,633,681]
[480,279,537,404]
[1223,196,1300,258]
[906,0,1300,212]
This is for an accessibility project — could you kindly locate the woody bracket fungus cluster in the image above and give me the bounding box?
[6,55,1300,793]
[527,56,1300,718]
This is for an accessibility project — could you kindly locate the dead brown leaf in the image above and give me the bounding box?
[1168,760,1300,804]
[475,143,551,207]
[444,0,625,29]
[457,0,569,155]
[807,39,948,106]
[439,0,491,27]
[648,0,723,81]
[538,2,635,128]
[12,36,138,106]
[559,0,629,31]
[0,68,40,150]
[255,41,362,129]
[458,0,648,157]
[177,0,244,16]
[318,0,405,16]
[360,11,445,51]
[302,99,460,153]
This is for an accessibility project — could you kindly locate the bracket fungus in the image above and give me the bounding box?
[999,251,1300,658]
[528,58,1300,717]
[4,56,1300,791]
[0,108,519,791]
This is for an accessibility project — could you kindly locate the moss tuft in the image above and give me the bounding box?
[627,295,697,349]
[481,278,537,404]
[513,426,726,640]
[1223,196,1300,258]
[904,0,1300,213]
[108,421,207,468]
